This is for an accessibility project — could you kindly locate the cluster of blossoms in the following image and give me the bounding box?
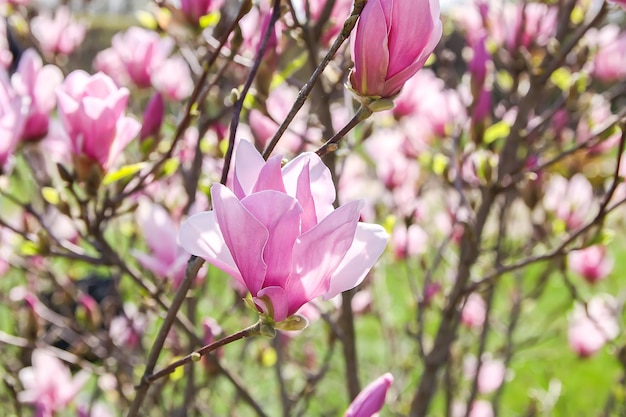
[0,0,625,415]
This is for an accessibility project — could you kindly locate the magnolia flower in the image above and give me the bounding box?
[180,140,388,323]
[18,349,90,417]
[568,245,613,284]
[0,70,28,168]
[11,49,63,141]
[31,7,87,57]
[95,27,174,88]
[349,0,442,99]
[568,295,619,358]
[591,25,626,83]
[344,373,394,417]
[56,70,140,176]
[131,199,189,287]
[543,174,595,230]
[461,293,487,329]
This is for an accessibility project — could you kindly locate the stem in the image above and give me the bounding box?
[262,0,368,159]
[126,255,204,417]
[340,289,361,400]
[315,106,372,157]
[146,321,262,383]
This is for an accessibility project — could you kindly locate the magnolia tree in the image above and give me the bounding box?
[0,0,625,415]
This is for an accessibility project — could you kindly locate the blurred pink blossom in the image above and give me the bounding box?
[131,199,190,287]
[568,295,619,358]
[139,93,165,142]
[568,245,613,284]
[11,49,63,141]
[179,140,388,323]
[179,0,224,24]
[18,349,90,417]
[504,2,557,51]
[391,223,428,260]
[461,293,487,329]
[300,0,352,45]
[543,174,595,230]
[31,7,87,57]
[150,55,193,100]
[392,70,466,136]
[344,373,394,417]
[591,25,626,82]
[95,27,174,88]
[110,304,147,349]
[0,70,28,168]
[464,355,506,394]
[56,70,140,175]
[248,84,320,154]
[349,0,442,98]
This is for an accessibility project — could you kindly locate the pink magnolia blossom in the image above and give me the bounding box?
[392,69,466,136]
[349,0,442,98]
[95,27,175,88]
[543,174,595,230]
[131,199,190,287]
[150,55,193,100]
[18,349,90,417]
[179,0,224,24]
[0,70,28,167]
[391,223,428,260]
[591,25,626,82]
[568,295,619,358]
[464,355,507,394]
[504,2,557,51]
[31,7,87,57]
[461,293,487,329]
[344,373,394,417]
[568,245,613,284]
[56,70,140,175]
[179,140,388,323]
[11,49,63,141]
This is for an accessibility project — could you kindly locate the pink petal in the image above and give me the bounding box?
[240,191,302,288]
[323,222,388,300]
[350,0,390,96]
[344,373,394,417]
[252,154,286,193]
[233,139,266,199]
[178,210,244,285]
[255,286,289,322]
[212,183,268,294]
[284,200,363,314]
[282,152,336,222]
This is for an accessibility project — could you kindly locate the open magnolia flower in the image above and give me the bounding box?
[179,140,388,324]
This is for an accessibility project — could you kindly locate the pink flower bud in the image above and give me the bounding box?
[140,93,165,142]
[568,296,619,358]
[344,373,394,417]
[349,0,442,99]
[56,71,140,174]
[31,7,87,57]
[11,49,63,141]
